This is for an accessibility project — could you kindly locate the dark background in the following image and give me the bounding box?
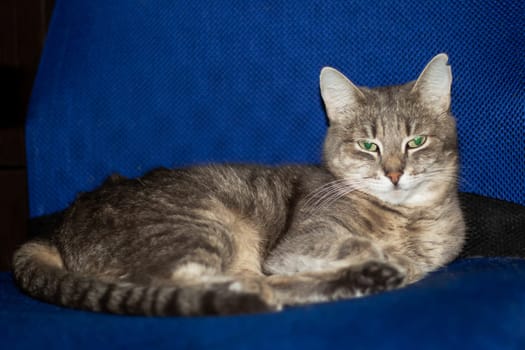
[0,0,55,270]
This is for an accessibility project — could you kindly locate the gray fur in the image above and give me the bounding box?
[13,54,465,315]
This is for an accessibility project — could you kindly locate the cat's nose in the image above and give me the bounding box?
[386,171,403,185]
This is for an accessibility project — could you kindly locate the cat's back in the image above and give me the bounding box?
[53,164,330,270]
[65,164,314,210]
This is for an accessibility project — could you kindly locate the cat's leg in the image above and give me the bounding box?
[332,239,425,283]
[266,259,404,305]
[264,235,405,306]
[131,204,280,315]
[380,249,426,284]
[167,260,280,315]
[166,272,279,315]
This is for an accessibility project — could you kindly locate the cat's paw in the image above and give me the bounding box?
[326,260,405,298]
[211,280,282,315]
[355,260,405,292]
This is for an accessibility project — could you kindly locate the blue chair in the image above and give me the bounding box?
[3,0,524,348]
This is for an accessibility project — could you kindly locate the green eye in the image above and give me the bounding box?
[358,140,379,152]
[407,136,427,149]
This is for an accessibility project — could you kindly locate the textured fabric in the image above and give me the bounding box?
[17,2,525,348]
[459,193,525,258]
[2,258,525,349]
[26,0,524,217]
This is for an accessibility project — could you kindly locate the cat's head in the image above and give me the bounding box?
[320,54,459,207]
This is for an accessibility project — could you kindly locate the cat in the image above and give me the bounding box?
[13,53,465,316]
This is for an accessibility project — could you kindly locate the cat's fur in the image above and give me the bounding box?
[13,54,465,316]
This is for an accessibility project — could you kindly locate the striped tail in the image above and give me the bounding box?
[12,240,276,316]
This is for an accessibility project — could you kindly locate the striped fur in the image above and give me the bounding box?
[13,54,465,316]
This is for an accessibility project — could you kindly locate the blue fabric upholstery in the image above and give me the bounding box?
[7,0,524,349]
[3,258,525,349]
[26,0,523,217]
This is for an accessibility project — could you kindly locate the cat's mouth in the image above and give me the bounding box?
[389,184,411,194]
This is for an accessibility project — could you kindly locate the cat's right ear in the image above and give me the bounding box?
[320,67,365,123]
[411,53,452,113]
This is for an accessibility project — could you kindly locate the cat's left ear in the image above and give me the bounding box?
[320,67,365,123]
[411,53,452,113]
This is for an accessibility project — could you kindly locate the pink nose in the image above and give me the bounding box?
[386,171,403,185]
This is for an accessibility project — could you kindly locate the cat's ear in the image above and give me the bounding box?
[320,67,365,123]
[411,53,452,113]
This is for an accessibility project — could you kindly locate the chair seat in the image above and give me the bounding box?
[2,257,525,349]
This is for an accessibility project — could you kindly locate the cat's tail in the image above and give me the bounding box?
[12,240,278,316]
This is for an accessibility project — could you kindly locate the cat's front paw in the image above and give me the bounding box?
[355,260,405,292]
[326,261,405,298]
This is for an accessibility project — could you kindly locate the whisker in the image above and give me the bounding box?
[414,166,471,186]
[422,171,470,186]
[307,183,353,210]
[303,179,368,214]
[303,179,353,207]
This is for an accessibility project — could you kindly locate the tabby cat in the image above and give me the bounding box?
[13,53,465,316]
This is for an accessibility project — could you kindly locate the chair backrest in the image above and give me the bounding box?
[26,0,524,217]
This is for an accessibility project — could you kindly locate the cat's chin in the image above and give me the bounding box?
[370,184,447,207]
[371,189,414,206]
[360,174,447,207]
